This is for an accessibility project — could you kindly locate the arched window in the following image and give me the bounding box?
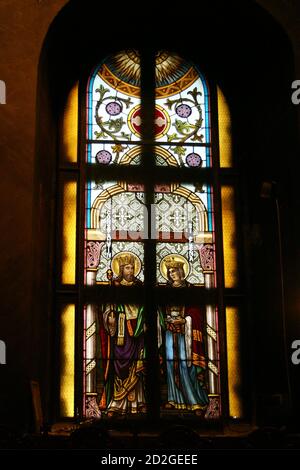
[57,50,241,422]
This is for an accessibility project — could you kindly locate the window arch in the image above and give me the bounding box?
[57,50,241,422]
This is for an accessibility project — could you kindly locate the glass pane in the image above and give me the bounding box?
[155,183,216,287]
[155,145,209,168]
[60,82,78,163]
[226,307,243,418]
[155,51,211,168]
[85,180,145,285]
[61,179,77,284]
[158,304,220,419]
[60,304,75,417]
[84,304,146,418]
[87,143,141,166]
[221,186,238,287]
[86,50,212,168]
[86,51,142,165]
[217,87,232,168]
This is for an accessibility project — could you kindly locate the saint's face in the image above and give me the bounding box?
[123,263,134,281]
[169,267,181,282]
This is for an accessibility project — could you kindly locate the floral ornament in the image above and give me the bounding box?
[94,85,132,141]
[164,87,204,144]
[111,144,128,164]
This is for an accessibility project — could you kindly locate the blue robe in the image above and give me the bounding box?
[165,328,209,410]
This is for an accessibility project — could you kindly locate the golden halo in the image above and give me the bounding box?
[111,251,141,278]
[160,254,190,281]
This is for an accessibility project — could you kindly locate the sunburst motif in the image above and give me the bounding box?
[155,51,187,86]
[103,50,193,89]
[111,50,141,86]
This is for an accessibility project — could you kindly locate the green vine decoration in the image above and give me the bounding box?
[164,87,204,144]
[112,144,127,164]
[94,85,133,141]
[171,145,186,166]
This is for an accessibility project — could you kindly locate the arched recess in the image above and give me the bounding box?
[33,0,298,426]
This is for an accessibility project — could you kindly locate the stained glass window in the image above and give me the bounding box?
[155,183,215,287]
[58,49,240,422]
[154,52,211,168]
[85,181,145,285]
[87,52,142,165]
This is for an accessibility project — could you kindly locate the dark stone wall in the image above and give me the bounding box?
[0,0,300,431]
[0,0,68,432]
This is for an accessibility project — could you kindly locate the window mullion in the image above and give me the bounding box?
[76,74,91,419]
[141,49,160,420]
[210,83,230,421]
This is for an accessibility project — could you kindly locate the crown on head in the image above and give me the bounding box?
[164,256,184,270]
[117,253,135,268]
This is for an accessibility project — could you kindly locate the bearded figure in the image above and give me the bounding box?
[99,253,146,417]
